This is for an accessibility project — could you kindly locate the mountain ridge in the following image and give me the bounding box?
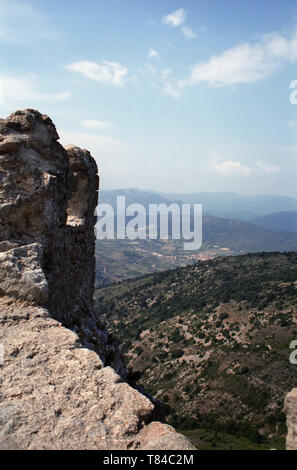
[252,211,297,234]
[100,189,297,221]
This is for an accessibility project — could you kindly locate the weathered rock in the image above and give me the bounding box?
[131,422,196,450]
[285,388,297,449]
[0,109,124,372]
[0,109,195,450]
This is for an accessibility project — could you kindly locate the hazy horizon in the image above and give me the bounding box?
[100,187,297,200]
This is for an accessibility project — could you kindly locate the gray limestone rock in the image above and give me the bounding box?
[0,109,195,451]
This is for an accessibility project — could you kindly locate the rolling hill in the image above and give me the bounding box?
[94,252,297,449]
[252,211,297,234]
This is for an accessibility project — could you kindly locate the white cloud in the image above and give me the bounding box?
[162,8,197,40]
[162,8,186,27]
[163,81,181,99]
[288,119,297,128]
[181,25,197,40]
[211,155,281,177]
[81,120,113,130]
[0,75,70,103]
[212,159,253,176]
[179,31,297,88]
[148,48,160,60]
[65,60,128,86]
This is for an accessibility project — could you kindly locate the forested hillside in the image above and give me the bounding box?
[95,252,297,449]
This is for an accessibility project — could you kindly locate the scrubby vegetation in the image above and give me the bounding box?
[94,252,297,449]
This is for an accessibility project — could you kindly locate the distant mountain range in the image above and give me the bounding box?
[156,191,297,221]
[99,188,182,214]
[99,189,297,251]
[202,215,297,252]
[100,189,297,222]
[252,211,297,234]
[95,190,297,286]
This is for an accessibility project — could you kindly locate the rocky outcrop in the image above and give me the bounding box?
[0,109,123,373]
[0,109,195,450]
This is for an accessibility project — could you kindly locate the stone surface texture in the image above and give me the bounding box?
[285,389,297,450]
[0,109,195,450]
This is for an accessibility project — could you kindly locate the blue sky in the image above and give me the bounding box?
[1,0,297,196]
